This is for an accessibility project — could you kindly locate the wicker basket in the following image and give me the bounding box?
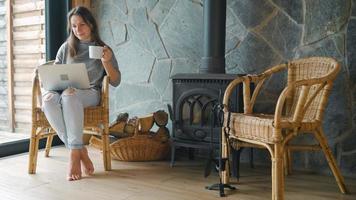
[110,135,170,161]
[90,111,170,161]
[89,133,170,161]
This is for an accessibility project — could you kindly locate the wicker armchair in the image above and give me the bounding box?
[28,61,111,174]
[221,57,347,199]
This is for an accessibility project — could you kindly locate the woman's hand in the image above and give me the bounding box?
[101,46,113,63]
[100,46,121,87]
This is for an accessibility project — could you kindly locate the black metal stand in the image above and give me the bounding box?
[205,102,236,197]
[205,156,236,197]
[205,183,236,197]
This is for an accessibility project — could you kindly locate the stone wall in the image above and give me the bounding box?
[92,0,356,177]
[0,0,7,130]
[345,0,356,178]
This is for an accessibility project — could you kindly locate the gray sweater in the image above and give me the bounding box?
[55,41,120,88]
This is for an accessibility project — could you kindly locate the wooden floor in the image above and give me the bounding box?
[0,146,355,200]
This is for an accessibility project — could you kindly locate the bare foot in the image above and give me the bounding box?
[68,149,82,181]
[81,147,94,175]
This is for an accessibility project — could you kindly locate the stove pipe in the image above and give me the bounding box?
[200,0,226,74]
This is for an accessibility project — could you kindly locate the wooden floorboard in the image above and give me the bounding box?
[0,146,355,200]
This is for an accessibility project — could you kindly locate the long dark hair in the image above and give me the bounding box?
[67,6,106,57]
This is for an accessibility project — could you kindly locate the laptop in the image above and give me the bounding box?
[37,63,90,91]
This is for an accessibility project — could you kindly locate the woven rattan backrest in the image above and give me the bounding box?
[285,57,339,122]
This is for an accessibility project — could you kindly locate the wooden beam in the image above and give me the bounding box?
[6,0,15,132]
[72,0,91,8]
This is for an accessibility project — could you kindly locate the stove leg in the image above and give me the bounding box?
[231,147,243,179]
[188,148,195,160]
[170,144,176,167]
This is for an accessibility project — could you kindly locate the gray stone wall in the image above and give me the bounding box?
[93,0,202,119]
[93,0,356,177]
[0,0,8,130]
[346,0,356,178]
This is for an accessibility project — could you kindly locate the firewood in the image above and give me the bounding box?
[138,131,155,137]
[153,110,168,127]
[109,121,126,134]
[108,113,129,138]
[155,126,170,142]
[138,114,154,132]
[115,112,129,123]
[123,123,136,136]
[89,136,103,150]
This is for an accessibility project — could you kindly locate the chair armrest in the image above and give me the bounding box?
[101,76,109,109]
[223,63,287,114]
[274,78,330,130]
[223,76,245,113]
[223,75,265,114]
[32,69,42,109]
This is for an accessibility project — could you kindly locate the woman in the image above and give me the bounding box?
[42,6,121,181]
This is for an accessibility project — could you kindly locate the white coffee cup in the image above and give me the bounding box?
[89,46,103,59]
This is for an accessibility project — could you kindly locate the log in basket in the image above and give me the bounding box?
[89,110,170,161]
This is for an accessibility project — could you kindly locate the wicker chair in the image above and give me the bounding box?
[221,57,347,199]
[28,61,111,174]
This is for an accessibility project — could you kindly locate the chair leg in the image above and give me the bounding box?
[272,144,285,200]
[283,147,292,175]
[45,135,54,157]
[102,127,111,171]
[287,148,292,174]
[221,131,230,184]
[28,127,39,174]
[315,128,348,194]
[283,151,288,176]
[271,153,275,200]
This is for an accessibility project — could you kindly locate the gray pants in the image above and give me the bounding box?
[42,88,100,149]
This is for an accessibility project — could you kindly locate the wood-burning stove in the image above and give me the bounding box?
[167,0,247,173]
[169,73,242,166]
